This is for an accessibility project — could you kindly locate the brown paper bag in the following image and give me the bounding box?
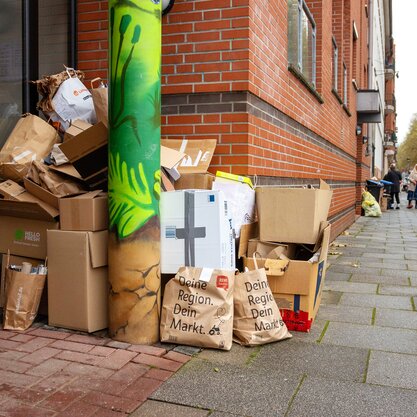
[27,161,86,197]
[0,114,59,182]
[233,266,292,345]
[91,78,108,127]
[3,266,46,331]
[160,267,235,350]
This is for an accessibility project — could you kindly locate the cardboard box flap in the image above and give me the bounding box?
[88,230,108,268]
[238,222,259,258]
[319,179,330,190]
[0,180,27,199]
[0,199,58,221]
[318,224,331,263]
[71,190,104,200]
[49,164,83,180]
[59,122,108,163]
[161,146,185,170]
[161,139,216,174]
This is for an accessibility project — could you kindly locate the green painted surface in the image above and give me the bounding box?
[109,0,161,239]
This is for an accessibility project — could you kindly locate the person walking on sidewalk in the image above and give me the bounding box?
[384,163,402,209]
[407,163,417,208]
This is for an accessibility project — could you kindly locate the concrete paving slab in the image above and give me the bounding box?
[325,272,351,282]
[316,304,373,325]
[196,343,257,366]
[381,269,417,279]
[339,293,412,310]
[362,252,404,260]
[410,277,417,286]
[320,291,343,305]
[367,350,417,390]
[375,308,417,330]
[329,265,381,275]
[257,342,368,383]
[407,263,417,272]
[286,376,417,417]
[378,285,417,296]
[321,322,417,354]
[350,273,409,286]
[151,359,301,417]
[289,319,327,344]
[130,400,209,417]
[324,281,377,294]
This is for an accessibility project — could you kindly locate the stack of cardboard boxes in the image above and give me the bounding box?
[239,181,333,331]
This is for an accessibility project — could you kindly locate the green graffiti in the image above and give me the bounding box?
[109,0,161,238]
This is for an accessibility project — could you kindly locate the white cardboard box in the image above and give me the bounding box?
[161,190,235,273]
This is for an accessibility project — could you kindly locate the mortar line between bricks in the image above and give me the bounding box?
[283,374,307,417]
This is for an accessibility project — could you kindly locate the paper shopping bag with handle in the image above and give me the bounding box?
[3,253,47,331]
[160,266,234,350]
[233,262,292,346]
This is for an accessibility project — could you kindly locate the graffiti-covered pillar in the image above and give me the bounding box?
[108,0,161,344]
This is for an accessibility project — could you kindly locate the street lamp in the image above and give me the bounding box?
[162,0,175,14]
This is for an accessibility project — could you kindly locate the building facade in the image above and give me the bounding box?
[0,0,396,238]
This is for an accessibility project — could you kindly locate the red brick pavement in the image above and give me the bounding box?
[0,324,191,417]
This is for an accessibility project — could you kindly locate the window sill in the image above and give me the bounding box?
[288,64,324,104]
[342,104,352,117]
[332,88,343,104]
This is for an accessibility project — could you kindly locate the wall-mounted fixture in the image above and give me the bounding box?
[162,0,175,15]
[356,125,362,136]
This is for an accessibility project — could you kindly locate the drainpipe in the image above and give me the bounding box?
[108,0,162,345]
[367,0,374,175]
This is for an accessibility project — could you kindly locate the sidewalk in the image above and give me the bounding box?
[1,198,417,416]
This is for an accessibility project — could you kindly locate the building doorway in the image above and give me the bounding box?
[0,0,75,148]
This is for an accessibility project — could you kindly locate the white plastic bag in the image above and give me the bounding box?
[50,68,96,131]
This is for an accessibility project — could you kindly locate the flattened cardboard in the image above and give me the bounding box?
[0,196,58,221]
[47,230,108,332]
[59,122,108,189]
[161,139,216,174]
[59,191,108,231]
[49,164,83,181]
[255,180,332,244]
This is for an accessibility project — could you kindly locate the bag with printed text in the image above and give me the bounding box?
[233,266,292,346]
[160,266,234,350]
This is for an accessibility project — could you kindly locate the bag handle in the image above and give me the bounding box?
[252,251,262,270]
[65,66,77,79]
[90,77,104,89]
[6,249,10,269]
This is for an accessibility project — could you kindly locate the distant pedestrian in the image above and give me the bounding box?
[407,164,417,208]
[383,163,402,209]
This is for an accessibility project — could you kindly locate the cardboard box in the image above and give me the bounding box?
[59,122,108,190]
[0,199,59,258]
[255,180,332,244]
[63,119,92,141]
[174,172,215,190]
[243,224,331,332]
[47,230,108,332]
[59,191,108,231]
[1,253,48,315]
[161,139,217,190]
[160,190,235,273]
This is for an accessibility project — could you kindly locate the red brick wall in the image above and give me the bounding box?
[77,0,374,236]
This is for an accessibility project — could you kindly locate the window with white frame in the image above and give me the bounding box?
[287,0,316,87]
[332,36,338,92]
[343,62,348,105]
